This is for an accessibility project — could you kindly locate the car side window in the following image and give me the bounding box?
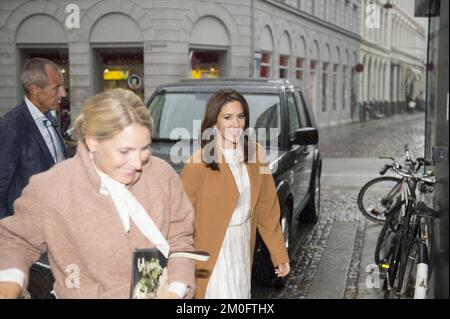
[287,93,301,140]
[297,91,313,127]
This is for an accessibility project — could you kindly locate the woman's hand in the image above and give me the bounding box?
[275,262,290,277]
[0,281,23,299]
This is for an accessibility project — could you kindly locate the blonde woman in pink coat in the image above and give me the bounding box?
[0,88,196,299]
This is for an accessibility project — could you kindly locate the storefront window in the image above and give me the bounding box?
[333,64,338,110]
[190,50,226,79]
[296,58,305,80]
[309,60,317,109]
[279,55,289,78]
[322,62,329,112]
[342,66,348,110]
[94,48,144,101]
[260,52,271,78]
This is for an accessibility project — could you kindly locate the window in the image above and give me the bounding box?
[296,58,305,80]
[333,64,338,110]
[298,92,313,126]
[260,52,271,78]
[342,66,348,110]
[189,50,224,79]
[331,0,337,23]
[322,62,329,112]
[309,60,317,109]
[344,0,350,30]
[287,93,300,139]
[95,48,144,101]
[353,5,359,33]
[149,92,281,148]
[279,55,289,78]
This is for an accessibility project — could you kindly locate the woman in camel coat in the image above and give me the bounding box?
[181,89,289,299]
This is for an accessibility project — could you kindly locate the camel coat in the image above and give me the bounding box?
[0,142,195,298]
[180,145,289,298]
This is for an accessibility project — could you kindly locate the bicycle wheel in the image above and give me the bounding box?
[383,241,402,299]
[399,218,434,298]
[375,218,395,265]
[398,240,420,298]
[358,176,403,223]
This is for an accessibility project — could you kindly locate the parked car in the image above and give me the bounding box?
[147,78,322,288]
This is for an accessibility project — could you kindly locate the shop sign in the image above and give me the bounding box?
[128,74,143,90]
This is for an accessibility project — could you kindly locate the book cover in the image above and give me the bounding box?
[131,248,167,299]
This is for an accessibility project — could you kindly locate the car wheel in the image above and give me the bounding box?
[251,203,292,288]
[298,167,321,224]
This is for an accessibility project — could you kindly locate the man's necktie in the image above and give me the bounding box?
[43,112,65,162]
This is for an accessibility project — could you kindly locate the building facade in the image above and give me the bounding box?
[0,0,363,128]
[0,0,426,128]
[359,0,427,120]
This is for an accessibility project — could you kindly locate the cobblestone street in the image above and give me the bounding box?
[319,113,426,159]
[253,112,426,299]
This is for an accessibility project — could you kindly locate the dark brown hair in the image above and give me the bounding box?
[200,88,250,171]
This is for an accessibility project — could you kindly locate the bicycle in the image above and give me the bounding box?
[357,144,430,223]
[373,157,435,299]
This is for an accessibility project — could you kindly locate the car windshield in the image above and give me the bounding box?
[148,92,281,147]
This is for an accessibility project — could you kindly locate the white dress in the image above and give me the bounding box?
[205,148,252,299]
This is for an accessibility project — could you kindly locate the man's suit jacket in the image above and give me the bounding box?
[0,100,68,218]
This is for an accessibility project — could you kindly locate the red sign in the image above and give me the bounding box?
[355,63,364,73]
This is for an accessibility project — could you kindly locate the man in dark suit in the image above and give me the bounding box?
[0,58,69,218]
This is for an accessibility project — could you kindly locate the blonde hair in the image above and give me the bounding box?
[73,88,153,141]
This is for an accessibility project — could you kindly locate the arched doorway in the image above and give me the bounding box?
[189,16,230,79]
[90,13,144,100]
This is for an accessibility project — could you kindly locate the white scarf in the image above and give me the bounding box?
[94,166,170,258]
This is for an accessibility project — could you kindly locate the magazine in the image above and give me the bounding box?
[130,248,209,299]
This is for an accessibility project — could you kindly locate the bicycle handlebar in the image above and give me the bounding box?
[379,164,390,176]
[378,158,435,185]
[379,154,433,175]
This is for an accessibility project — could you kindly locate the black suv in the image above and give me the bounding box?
[147,78,322,287]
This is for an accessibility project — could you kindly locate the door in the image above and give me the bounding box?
[296,91,315,199]
[286,91,307,212]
